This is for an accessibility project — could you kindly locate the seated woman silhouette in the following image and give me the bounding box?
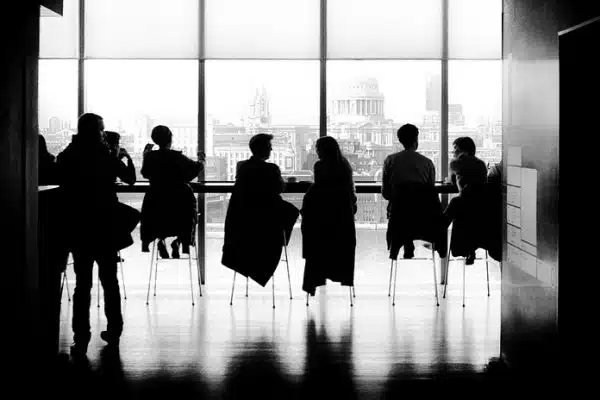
[301,136,357,296]
[140,125,205,258]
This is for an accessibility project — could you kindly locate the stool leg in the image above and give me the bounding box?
[392,260,399,306]
[188,252,195,306]
[194,245,202,297]
[272,274,275,309]
[285,254,292,300]
[230,272,237,306]
[153,246,159,297]
[60,272,66,303]
[388,259,394,297]
[443,259,450,299]
[119,251,127,300]
[352,285,356,298]
[306,292,309,307]
[246,277,249,297]
[349,286,353,307]
[146,241,155,305]
[97,267,100,308]
[431,246,439,307]
[462,259,466,307]
[485,250,490,297]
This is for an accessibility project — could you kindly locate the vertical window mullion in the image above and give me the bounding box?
[320,0,327,138]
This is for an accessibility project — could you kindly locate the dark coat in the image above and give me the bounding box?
[56,136,138,254]
[386,183,448,259]
[140,149,202,248]
[301,160,357,296]
[444,183,502,262]
[221,157,299,287]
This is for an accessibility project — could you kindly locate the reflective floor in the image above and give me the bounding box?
[53,236,509,398]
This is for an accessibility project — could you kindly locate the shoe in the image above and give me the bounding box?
[157,240,169,259]
[182,243,190,254]
[100,331,120,346]
[171,240,180,259]
[466,252,475,265]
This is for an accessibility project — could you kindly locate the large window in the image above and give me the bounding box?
[38,60,78,155]
[448,60,502,171]
[85,60,199,178]
[327,61,442,181]
[39,0,503,278]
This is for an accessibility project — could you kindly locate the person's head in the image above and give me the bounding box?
[397,124,419,150]
[104,131,121,153]
[452,136,476,158]
[77,113,104,142]
[151,125,173,149]
[315,136,343,162]
[249,133,273,160]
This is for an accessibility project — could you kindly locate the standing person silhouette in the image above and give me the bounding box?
[57,113,136,356]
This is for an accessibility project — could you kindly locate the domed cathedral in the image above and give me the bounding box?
[330,77,386,124]
[328,78,398,173]
[328,78,396,148]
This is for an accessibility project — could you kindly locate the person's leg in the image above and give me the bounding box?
[71,250,94,352]
[403,241,415,259]
[97,251,123,344]
[171,238,180,259]
[157,238,169,259]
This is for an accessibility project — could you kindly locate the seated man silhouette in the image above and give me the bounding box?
[444,136,492,264]
[382,124,437,259]
[222,133,299,286]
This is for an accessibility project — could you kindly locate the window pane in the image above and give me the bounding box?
[85,60,199,178]
[38,60,78,155]
[39,0,79,58]
[327,0,442,59]
[449,0,502,59]
[85,0,199,59]
[327,61,442,181]
[448,61,502,172]
[205,61,319,185]
[205,0,319,59]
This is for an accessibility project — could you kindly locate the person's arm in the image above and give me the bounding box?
[272,164,284,194]
[429,160,436,186]
[116,148,136,185]
[449,158,458,186]
[381,156,392,200]
[180,152,204,182]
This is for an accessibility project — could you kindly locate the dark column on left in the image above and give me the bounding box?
[0,0,58,390]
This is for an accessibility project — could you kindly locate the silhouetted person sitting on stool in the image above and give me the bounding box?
[445,136,489,264]
[301,136,357,296]
[57,113,136,356]
[382,124,436,259]
[140,125,205,258]
[222,133,299,287]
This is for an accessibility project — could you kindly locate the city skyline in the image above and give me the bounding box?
[39,60,501,130]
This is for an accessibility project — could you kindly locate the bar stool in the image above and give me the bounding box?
[388,241,440,307]
[230,230,292,308]
[442,248,491,307]
[146,237,202,306]
[305,285,356,307]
